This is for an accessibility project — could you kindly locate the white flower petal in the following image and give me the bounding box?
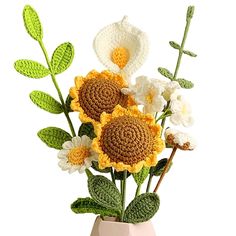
[58,160,70,171]
[72,136,81,147]
[57,150,69,159]
[81,135,92,147]
[68,165,79,174]
[85,161,92,169]
[78,165,87,174]
[93,16,148,80]
[170,95,193,127]
[62,141,73,150]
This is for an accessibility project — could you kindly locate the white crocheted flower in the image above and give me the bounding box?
[170,95,193,127]
[58,136,97,174]
[165,128,196,150]
[162,80,181,101]
[122,76,166,114]
[93,16,148,80]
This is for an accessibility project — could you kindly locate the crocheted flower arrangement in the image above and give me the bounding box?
[15,5,196,224]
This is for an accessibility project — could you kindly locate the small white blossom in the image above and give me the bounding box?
[170,95,193,127]
[162,80,181,101]
[122,76,166,114]
[165,128,196,150]
[58,136,97,174]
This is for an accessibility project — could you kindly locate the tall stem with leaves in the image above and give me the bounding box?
[14,5,76,139]
[146,6,195,193]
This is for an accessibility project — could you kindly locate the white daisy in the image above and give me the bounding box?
[93,16,148,81]
[170,95,193,127]
[165,128,196,150]
[57,136,97,174]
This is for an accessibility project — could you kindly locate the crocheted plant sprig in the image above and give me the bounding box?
[15,4,196,225]
[15,5,76,141]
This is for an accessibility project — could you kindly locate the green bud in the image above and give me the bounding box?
[187,6,195,20]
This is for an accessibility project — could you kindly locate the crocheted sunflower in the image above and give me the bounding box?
[69,70,134,125]
[92,105,165,173]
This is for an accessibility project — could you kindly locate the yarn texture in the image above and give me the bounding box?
[71,197,119,217]
[92,105,165,173]
[69,70,131,125]
[100,116,154,165]
[88,175,122,212]
[123,193,160,223]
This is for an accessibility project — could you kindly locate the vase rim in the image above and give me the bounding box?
[99,216,151,225]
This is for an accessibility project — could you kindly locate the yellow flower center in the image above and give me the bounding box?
[111,47,129,69]
[181,105,188,115]
[145,89,155,104]
[67,146,90,165]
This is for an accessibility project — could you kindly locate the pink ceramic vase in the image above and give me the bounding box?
[90,216,156,236]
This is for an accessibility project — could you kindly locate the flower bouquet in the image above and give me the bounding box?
[14,5,196,236]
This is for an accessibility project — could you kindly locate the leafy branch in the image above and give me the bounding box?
[158,6,196,89]
[146,6,196,193]
[14,5,76,140]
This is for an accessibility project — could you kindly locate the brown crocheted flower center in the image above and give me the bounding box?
[79,78,128,121]
[100,116,154,165]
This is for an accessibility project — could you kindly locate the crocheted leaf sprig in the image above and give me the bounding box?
[158,6,196,89]
[14,5,76,141]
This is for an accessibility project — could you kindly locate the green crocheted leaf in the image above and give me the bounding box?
[51,42,74,74]
[23,5,43,41]
[88,175,122,212]
[153,158,172,176]
[114,170,131,180]
[133,167,150,185]
[183,50,197,57]
[124,193,160,223]
[30,90,63,114]
[158,67,173,80]
[78,123,96,139]
[169,41,180,50]
[38,127,72,149]
[187,6,195,20]
[71,197,119,217]
[14,60,50,78]
[176,78,194,89]
[92,161,111,173]
[65,95,73,112]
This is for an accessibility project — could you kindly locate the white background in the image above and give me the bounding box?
[0,0,235,235]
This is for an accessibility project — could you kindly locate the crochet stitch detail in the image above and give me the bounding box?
[100,115,154,165]
[79,78,128,121]
[111,47,129,69]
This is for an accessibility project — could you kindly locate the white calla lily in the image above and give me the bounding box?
[93,16,148,81]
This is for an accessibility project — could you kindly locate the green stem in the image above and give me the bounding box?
[159,13,193,134]
[135,185,141,197]
[156,108,171,122]
[121,170,127,222]
[39,40,76,137]
[146,168,153,192]
[110,168,116,185]
[146,7,194,195]
[120,180,123,196]
[173,14,192,80]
